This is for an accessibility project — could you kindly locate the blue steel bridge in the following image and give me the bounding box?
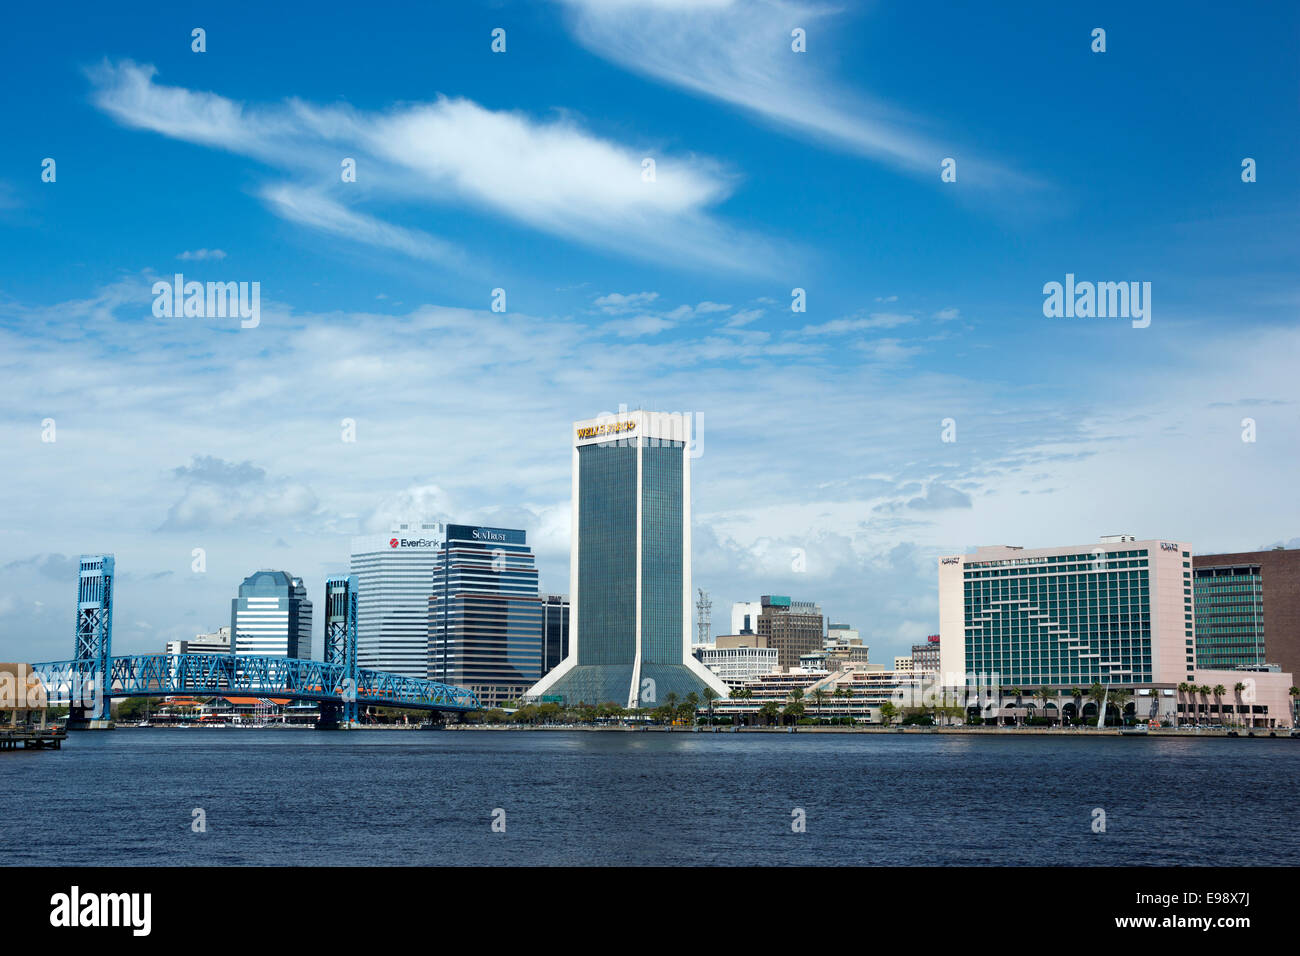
[34,556,478,728]
[31,653,479,719]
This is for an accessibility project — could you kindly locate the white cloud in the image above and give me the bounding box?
[557,0,1035,188]
[87,60,784,275]
[261,185,467,268]
[801,312,915,335]
[599,313,677,337]
[694,301,732,313]
[594,291,660,314]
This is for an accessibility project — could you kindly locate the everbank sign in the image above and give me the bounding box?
[389,537,438,549]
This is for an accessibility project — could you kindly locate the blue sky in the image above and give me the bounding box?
[1,0,1297,664]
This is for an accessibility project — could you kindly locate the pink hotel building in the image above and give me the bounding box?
[938,535,1295,728]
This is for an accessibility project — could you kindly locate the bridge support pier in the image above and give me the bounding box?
[316,702,359,730]
[65,715,115,731]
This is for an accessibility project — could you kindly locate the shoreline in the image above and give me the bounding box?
[445,725,1294,737]
[109,723,1296,737]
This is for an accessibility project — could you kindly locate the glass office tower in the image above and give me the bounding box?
[541,594,570,676]
[350,521,443,679]
[428,524,543,708]
[1193,548,1300,676]
[1192,564,1265,670]
[526,410,729,708]
[230,570,312,659]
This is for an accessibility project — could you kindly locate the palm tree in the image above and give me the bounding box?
[1230,682,1246,730]
[782,699,805,726]
[1037,685,1055,726]
[1108,688,1132,727]
[1068,687,1083,726]
[1289,686,1299,728]
[702,687,719,726]
[663,691,679,726]
[810,687,828,722]
[1211,685,1226,726]
[1200,685,1212,725]
[1086,681,1107,727]
[731,686,753,726]
[879,701,897,727]
[1177,682,1190,726]
[841,685,855,725]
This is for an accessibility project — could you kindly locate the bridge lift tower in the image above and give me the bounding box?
[70,554,114,729]
[319,574,360,729]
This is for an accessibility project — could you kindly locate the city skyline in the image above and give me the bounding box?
[2,3,1298,669]
[4,471,1300,667]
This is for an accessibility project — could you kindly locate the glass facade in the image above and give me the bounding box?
[640,440,683,666]
[230,570,312,659]
[1193,565,1265,669]
[428,527,542,707]
[541,594,569,675]
[351,524,443,679]
[576,441,637,666]
[963,549,1156,685]
[532,417,727,708]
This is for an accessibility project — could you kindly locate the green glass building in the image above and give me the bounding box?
[526,410,728,708]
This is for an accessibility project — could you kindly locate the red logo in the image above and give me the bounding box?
[389,538,399,548]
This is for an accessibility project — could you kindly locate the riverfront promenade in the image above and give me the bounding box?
[447,724,1295,737]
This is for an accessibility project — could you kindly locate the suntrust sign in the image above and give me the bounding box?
[447,524,525,545]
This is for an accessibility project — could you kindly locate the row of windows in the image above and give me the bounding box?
[966,549,1154,570]
[965,561,1151,580]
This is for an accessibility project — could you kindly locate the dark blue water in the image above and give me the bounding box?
[3,729,1297,866]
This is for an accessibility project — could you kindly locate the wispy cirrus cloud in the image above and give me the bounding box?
[87,60,786,274]
[557,0,1037,190]
[801,311,916,336]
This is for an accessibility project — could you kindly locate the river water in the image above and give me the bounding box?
[3,729,1295,866]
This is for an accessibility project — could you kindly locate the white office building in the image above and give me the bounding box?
[165,625,231,656]
[731,601,763,635]
[351,520,444,679]
[696,643,779,687]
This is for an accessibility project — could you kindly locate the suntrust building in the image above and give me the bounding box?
[428,524,542,708]
[938,535,1294,728]
[527,410,728,708]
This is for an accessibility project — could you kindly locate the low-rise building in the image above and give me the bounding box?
[165,625,231,656]
[695,633,778,687]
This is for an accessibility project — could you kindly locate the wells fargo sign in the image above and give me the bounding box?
[576,420,637,439]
